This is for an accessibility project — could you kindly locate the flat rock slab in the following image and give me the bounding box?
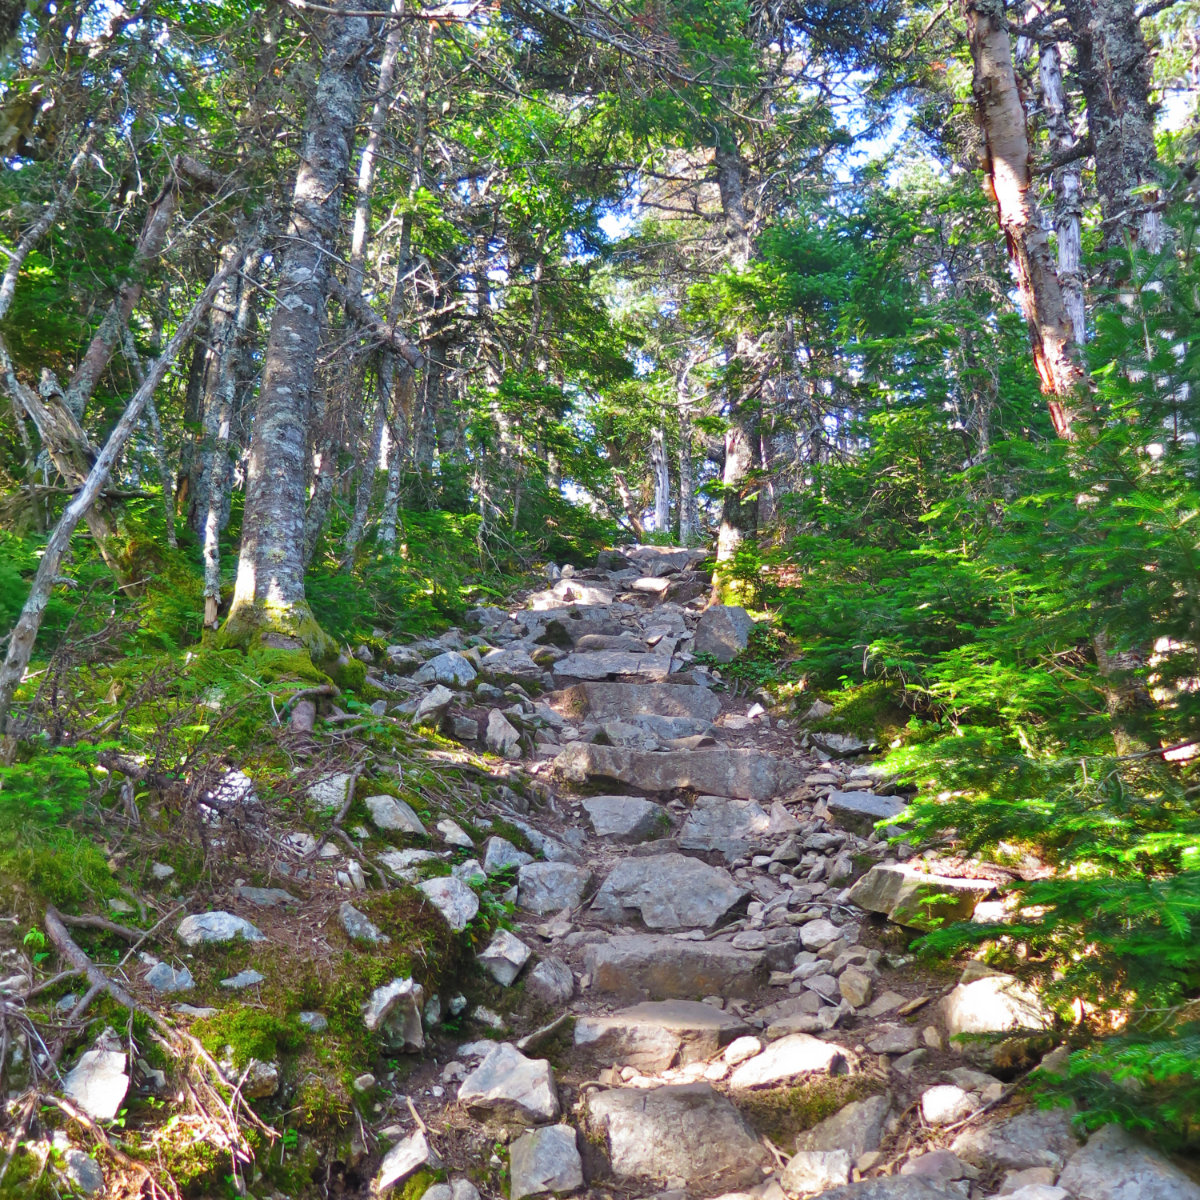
[518,862,593,914]
[592,853,748,930]
[63,1048,128,1121]
[679,794,772,859]
[1057,1123,1200,1200]
[457,1042,559,1124]
[585,1083,769,1189]
[418,876,479,932]
[550,682,721,723]
[951,1107,1081,1171]
[509,1125,584,1200]
[527,580,616,609]
[177,912,265,947]
[848,863,992,930]
[585,934,768,1000]
[941,972,1049,1037]
[728,1033,848,1089]
[582,795,667,843]
[574,1000,749,1070]
[693,604,755,662]
[553,651,675,681]
[826,790,907,834]
[557,743,796,802]
[810,1181,966,1200]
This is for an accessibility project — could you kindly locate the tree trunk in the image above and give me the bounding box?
[378,365,413,548]
[222,4,372,654]
[341,389,386,567]
[1062,0,1164,251]
[676,359,700,545]
[613,470,646,540]
[0,252,244,745]
[962,0,1086,437]
[118,328,177,549]
[713,141,761,596]
[650,425,670,533]
[1038,42,1087,344]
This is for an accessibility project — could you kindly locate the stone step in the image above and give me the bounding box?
[590,852,748,930]
[548,681,721,722]
[556,742,798,802]
[574,999,749,1071]
[583,933,769,1000]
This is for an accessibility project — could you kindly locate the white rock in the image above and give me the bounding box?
[518,862,592,914]
[176,911,265,947]
[723,1036,762,1066]
[378,848,440,880]
[376,1130,442,1192]
[486,709,523,759]
[457,1042,559,1124]
[942,971,1050,1036]
[729,1034,848,1089]
[781,1148,852,1194]
[800,918,842,950]
[478,928,532,986]
[307,771,352,809]
[339,901,388,944]
[365,794,428,835]
[63,1048,128,1121]
[921,1085,977,1126]
[418,875,479,931]
[509,1125,584,1200]
[437,817,474,847]
[482,836,534,874]
[413,651,477,687]
[363,977,425,1051]
[414,685,454,724]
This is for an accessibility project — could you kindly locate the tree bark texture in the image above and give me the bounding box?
[1038,41,1087,344]
[650,425,670,533]
[963,0,1086,437]
[713,141,761,590]
[223,4,372,650]
[1062,0,1164,251]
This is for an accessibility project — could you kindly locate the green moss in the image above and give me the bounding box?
[193,1006,305,1071]
[0,1147,58,1200]
[808,680,909,743]
[328,655,366,692]
[215,599,339,663]
[734,1077,879,1146]
[395,1167,444,1200]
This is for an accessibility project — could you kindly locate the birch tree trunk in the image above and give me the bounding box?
[676,358,700,545]
[222,3,372,653]
[962,0,1086,437]
[713,140,762,596]
[1038,42,1087,345]
[0,252,244,745]
[650,425,670,533]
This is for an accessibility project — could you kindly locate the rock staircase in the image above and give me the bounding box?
[364,545,1200,1200]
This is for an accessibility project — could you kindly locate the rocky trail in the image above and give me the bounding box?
[19,545,1200,1200]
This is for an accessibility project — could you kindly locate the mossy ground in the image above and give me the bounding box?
[734,1076,881,1147]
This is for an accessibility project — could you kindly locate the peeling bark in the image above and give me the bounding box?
[650,425,670,532]
[963,0,1087,436]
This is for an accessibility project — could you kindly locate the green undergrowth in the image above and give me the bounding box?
[734,1077,880,1147]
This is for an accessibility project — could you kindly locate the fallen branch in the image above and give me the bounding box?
[56,913,143,942]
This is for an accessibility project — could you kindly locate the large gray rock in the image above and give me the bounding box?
[694,605,755,662]
[951,1106,1080,1171]
[806,1181,965,1200]
[591,853,748,930]
[781,1149,852,1194]
[509,1125,584,1200]
[58,1146,104,1195]
[848,864,992,930]
[582,795,666,843]
[586,1083,768,1189]
[795,1093,892,1161]
[176,911,265,947]
[526,957,575,1007]
[457,1042,559,1124]
[365,793,429,835]
[575,999,748,1071]
[63,1047,128,1121]
[941,971,1050,1037]
[679,794,773,859]
[413,651,477,687]
[376,1129,442,1192]
[557,743,797,802]
[1057,1123,1200,1200]
[145,963,195,993]
[478,928,531,986]
[729,1034,849,1089]
[417,876,479,932]
[362,977,425,1051]
[554,650,675,681]
[825,790,907,834]
[486,709,522,760]
[414,684,455,725]
[518,862,592,914]
[477,648,542,682]
[482,836,534,873]
[550,681,721,723]
[585,934,768,1000]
